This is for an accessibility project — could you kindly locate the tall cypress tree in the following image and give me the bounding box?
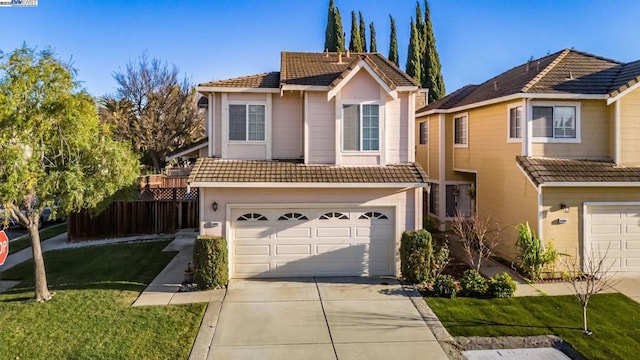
[359,11,367,52]
[388,15,399,66]
[369,22,377,52]
[405,18,421,83]
[423,0,445,101]
[349,11,364,52]
[324,0,336,51]
[335,8,345,52]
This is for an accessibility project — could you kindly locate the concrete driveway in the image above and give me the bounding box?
[202,277,448,360]
[614,276,640,303]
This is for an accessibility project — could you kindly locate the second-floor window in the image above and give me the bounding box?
[532,105,577,139]
[229,104,265,141]
[454,114,468,146]
[508,106,522,140]
[419,121,429,145]
[343,104,379,151]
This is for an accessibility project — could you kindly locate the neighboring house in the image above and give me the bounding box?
[189,51,425,278]
[415,49,640,273]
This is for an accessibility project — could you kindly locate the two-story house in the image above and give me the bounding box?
[188,51,425,278]
[416,49,640,273]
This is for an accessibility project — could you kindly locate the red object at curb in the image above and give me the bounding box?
[0,230,8,266]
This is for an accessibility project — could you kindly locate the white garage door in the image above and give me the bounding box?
[586,205,640,272]
[230,207,395,278]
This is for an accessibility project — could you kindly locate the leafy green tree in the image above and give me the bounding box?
[369,22,377,52]
[422,0,445,102]
[388,15,399,66]
[101,55,204,173]
[324,0,336,51]
[359,11,367,52]
[405,18,421,83]
[0,46,139,301]
[334,8,345,52]
[349,11,364,53]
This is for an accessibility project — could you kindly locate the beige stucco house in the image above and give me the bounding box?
[416,49,640,273]
[188,51,425,278]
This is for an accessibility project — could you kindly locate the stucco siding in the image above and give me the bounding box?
[272,91,303,159]
[619,87,640,164]
[307,92,336,164]
[541,187,640,265]
[531,100,610,160]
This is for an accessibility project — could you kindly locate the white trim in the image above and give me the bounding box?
[529,101,581,144]
[165,142,209,162]
[438,114,446,228]
[396,86,420,92]
[327,61,398,101]
[416,93,607,117]
[304,92,309,164]
[281,85,329,92]
[607,82,640,105]
[540,182,640,187]
[208,93,217,157]
[227,101,268,143]
[507,103,524,143]
[452,168,477,174]
[335,90,342,164]
[416,187,423,229]
[339,100,383,154]
[408,92,416,162]
[380,87,387,165]
[453,112,469,148]
[537,187,543,241]
[221,93,228,158]
[615,100,621,164]
[191,182,428,188]
[266,94,272,160]
[524,99,531,156]
[197,86,279,93]
[199,188,205,234]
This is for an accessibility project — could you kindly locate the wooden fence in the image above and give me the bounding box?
[139,174,189,189]
[68,188,199,242]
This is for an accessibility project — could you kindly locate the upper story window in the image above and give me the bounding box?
[419,121,429,145]
[229,104,265,141]
[343,104,379,151]
[454,114,468,147]
[508,105,523,141]
[531,103,579,142]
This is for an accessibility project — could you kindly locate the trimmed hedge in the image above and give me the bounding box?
[400,229,449,284]
[193,235,228,290]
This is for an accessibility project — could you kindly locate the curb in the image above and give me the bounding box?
[188,290,227,360]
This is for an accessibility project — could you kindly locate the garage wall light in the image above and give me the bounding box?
[212,201,218,212]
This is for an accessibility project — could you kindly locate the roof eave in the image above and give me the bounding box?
[197,86,280,93]
[189,182,428,188]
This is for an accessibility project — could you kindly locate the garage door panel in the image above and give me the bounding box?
[588,205,640,273]
[592,240,621,250]
[231,207,395,278]
[626,225,640,233]
[625,241,640,250]
[590,224,621,235]
[275,244,311,255]
[235,245,271,256]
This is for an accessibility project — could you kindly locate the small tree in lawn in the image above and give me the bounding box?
[563,247,619,335]
[0,46,139,301]
[450,212,503,271]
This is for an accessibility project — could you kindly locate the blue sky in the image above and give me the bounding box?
[2,0,639,97]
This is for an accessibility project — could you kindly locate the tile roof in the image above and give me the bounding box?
[199,72,280,88]
[419,49,640,113]
[516,156,640,187]
[199,52,417,90]
[188,158,428,185]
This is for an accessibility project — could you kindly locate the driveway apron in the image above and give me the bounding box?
[206,277,448,360]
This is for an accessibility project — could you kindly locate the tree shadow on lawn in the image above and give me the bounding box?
[442,318,582,331]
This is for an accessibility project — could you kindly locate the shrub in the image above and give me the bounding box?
[193,235,228,290]
[433,274,457,298]
[460,269,488,297]
[488,272,516,298]
[423,216,440,234]
[515,222,560,281]
[400,229,449,284]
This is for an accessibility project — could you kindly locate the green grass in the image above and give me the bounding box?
[427,294,640,359]
[0,241,206,360]
[8,222,68,255]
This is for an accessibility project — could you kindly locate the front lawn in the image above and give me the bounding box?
[0,241,206,359]
[427,294,640,359]
[8,222,68,255]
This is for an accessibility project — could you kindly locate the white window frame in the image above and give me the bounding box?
[419,120,429,145]
[453,112,468,148]
[507,104,523,143]
[529,101,581,143]
[341,101,382,153]
[227,101,267,143]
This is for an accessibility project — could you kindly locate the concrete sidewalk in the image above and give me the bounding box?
[132,229,225,307]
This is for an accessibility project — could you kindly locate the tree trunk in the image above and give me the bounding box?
[29,219,52,302]
[582,303,588,333]
[150,151,162,174]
